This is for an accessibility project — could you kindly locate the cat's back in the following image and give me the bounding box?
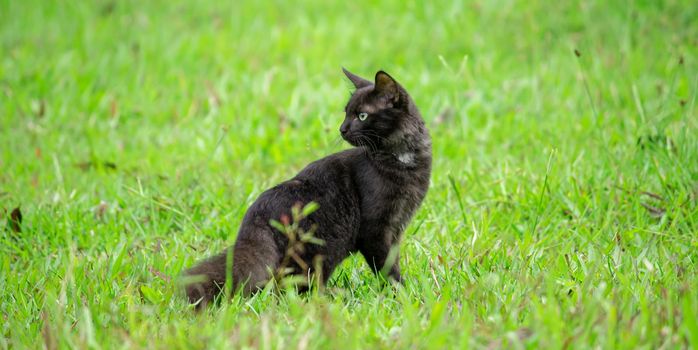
[242,148,364,227]
[295,148,365,180]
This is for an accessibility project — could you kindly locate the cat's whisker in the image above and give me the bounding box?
[362,136,379,154]
[358,130,390,144]
[330,136,344,148]
[357,137,373,155]
[358,138,370,153]
[356,135,370,152]
[355,132,386,154]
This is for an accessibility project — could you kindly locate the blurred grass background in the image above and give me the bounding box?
[1,0,697,348]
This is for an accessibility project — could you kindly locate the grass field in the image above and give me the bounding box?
[2,0,697,348]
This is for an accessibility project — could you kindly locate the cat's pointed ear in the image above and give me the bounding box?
[374,71,400,102]
[342,67,372,89]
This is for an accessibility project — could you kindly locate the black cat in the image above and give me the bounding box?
[183,69,432,307]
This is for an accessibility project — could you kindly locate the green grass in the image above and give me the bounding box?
[1,0,697,348]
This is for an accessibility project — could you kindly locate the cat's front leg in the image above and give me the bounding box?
[384,252,402,283]
[358,237,402,283]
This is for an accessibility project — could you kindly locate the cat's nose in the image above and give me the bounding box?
[340,123,349,135]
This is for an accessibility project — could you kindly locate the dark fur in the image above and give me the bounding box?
[183,69,432,308]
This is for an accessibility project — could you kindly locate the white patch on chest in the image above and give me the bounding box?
[396,152,415,165]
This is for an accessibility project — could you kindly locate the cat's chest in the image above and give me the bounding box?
[359,165,429,236]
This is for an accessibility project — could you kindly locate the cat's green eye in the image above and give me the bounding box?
[358,112,368,121]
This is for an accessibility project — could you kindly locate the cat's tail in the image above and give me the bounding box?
[182,248,231,309]
[182,233,281,309]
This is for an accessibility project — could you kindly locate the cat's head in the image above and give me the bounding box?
[340,69,423,151]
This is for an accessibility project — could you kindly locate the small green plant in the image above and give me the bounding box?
[269,201,325,292]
